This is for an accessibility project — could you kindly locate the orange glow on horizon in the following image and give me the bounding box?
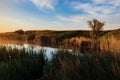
[0,25,16,33]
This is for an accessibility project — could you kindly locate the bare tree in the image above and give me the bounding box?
[88,19,105,40]
[87,19,105,50]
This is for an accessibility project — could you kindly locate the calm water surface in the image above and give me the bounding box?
[0,43,59,60]
[0,43,74,60]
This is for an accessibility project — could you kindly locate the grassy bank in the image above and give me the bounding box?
[0,29,120,51]
[0,30,91,47]
[0,45,120,80]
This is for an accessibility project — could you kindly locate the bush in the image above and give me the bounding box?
[27,33,36,43]
[15,29,24,34]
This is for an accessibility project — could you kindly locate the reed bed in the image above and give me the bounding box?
[0,45,46,80]
[0,43,120,80]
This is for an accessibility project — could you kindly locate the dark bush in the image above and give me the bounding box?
[15,29,24,34]
[80,41,92,53]
[39,36,51,46]
[27,33,36,43]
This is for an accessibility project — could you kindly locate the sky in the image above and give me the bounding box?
[0,0,120,32]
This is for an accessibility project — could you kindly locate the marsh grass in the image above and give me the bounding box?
[0,44,120,80]
[100,36,120,53]
[0,46,47,80]
[43,50,120,80]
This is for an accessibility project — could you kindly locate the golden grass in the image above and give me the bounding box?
[69,37,90,45]
[64,36,120,53]
[100,36,120,53]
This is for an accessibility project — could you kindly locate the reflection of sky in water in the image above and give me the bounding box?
[0,43,85,61]
[0,44,57,60]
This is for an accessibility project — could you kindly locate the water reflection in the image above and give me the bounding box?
[0,43,58,60]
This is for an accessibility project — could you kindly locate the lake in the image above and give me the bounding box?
[0,43,73,60]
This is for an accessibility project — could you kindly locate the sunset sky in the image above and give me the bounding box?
[0,0,120,32]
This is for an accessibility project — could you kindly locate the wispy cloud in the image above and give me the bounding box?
[57,15,83,23]
[56,13,120,30]
[0,16,22,25]
[30,0,57,11]
[72,0,120,15]
[93,0,107,4]
[51,21,60,24]
[93,0,120,7]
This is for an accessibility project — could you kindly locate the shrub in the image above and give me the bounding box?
[27,33,36,43]
[15,29,24,34]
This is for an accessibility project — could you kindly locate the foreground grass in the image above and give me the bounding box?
[0,46,120,80]
[0,46,46,80]
[43,51,120,80]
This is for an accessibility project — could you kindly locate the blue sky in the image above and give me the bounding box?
[0,0,120,32]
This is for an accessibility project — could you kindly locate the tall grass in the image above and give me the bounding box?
[42,50,120,80]
[100,36,120,53]
[63,35,120,53]
[0,44,120,80]
[0,46,47,80]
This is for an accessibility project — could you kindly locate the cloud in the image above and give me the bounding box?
[51,21,60,24]
[30,0,57,10]
[73,3,98,15]
[105,23,120,30]
[57,15,83,23]
[0,16,22,24]
[56,14,108,25]
[56,12,120,30]
[93,0,107,4]
[12,0,58,10]
[93,0,120,7]
[72,0,120,15]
